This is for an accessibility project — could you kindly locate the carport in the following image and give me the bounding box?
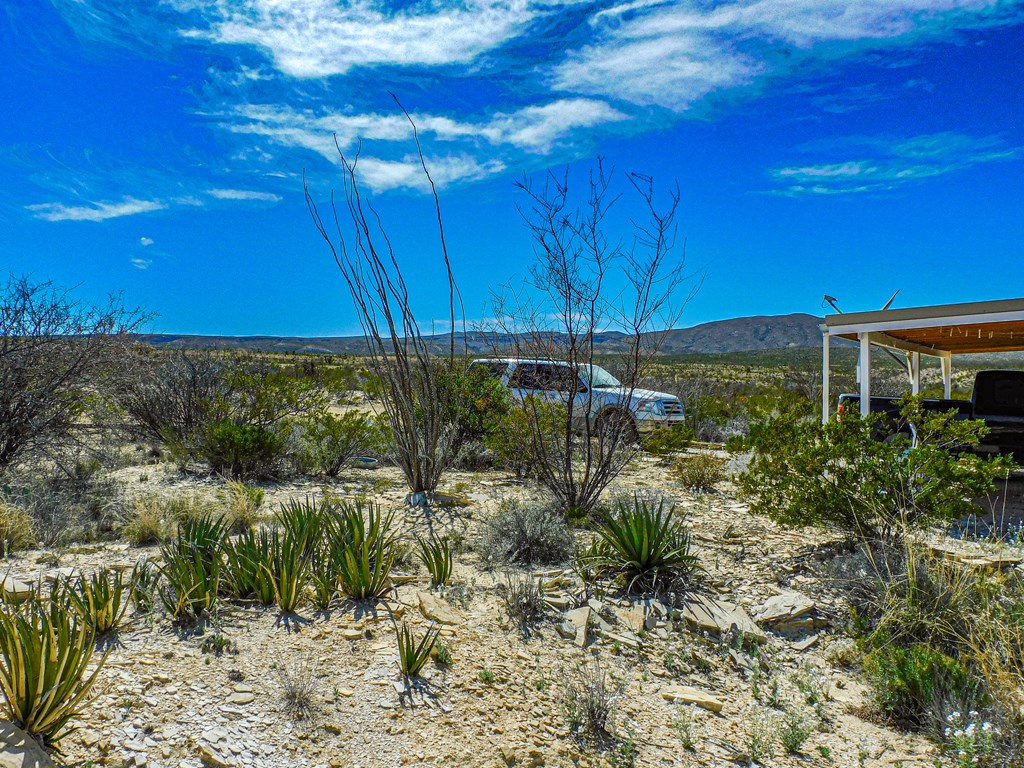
[820,298,1024,422]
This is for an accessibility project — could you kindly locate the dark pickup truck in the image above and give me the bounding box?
[838,369,1024,457]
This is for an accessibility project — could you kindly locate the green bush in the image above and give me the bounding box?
[199,420,287,480]
[864,643,978,728]
[297,411,374,477]
[222,528,277,604]
[738,399,1015,541]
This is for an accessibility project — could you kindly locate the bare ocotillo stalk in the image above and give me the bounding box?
[304,103,465,501]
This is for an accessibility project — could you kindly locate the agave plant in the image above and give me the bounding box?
[331,501,398,600]
[130,558,159,614]
[0,595,107,744]
[58,568,133,636]
[586,495,699,593]
[222,527,276,605]
[395,620,439,678]
[276,496,328,558]
[416,536,453,587]
[268,528,310,613]
[159,513,226,623]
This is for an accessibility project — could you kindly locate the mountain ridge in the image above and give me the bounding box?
[135,312,826,356]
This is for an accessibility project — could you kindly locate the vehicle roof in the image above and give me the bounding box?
[470,358,580,367]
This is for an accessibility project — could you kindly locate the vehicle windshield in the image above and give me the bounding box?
[579,364,621,389]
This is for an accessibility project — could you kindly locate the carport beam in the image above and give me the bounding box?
[821,329,830,423]
[859,332,871,417]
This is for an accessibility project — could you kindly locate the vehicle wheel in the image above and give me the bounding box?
[597,409,639,446]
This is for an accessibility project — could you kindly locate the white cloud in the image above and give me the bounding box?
[174,0,537,77]
[555,0,1020,110]
[140,236,155,246]
[217,98,626,164]
[131,257,153,270]
[208,188,283,202]
[26,197,167,222]
[353,154,507,193]
[769,132,1023,194]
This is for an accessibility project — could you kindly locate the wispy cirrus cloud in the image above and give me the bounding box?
[26,197,167,222]
[172,0,541,77]
[131,257,153,270]
[769,132,1023,195]
[555,0,1023,111]
[140,236,155,246]
[208,188,282,202]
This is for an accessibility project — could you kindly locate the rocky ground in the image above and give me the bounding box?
[3,452,1021,768]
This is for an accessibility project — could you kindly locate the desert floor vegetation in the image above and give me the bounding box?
[2,434,1020,767]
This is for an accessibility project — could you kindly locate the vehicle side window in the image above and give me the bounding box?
[508,363,543,390]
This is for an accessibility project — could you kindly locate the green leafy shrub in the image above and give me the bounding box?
[199,420,287,480]
[864,643,977,728]
[477,500,576,567]
[0,595,107,744]
[643,424,693,456]
[297,411,374,477]
[583,495,698,593]
[738,399,1015,541]
[395,621,439,678]
[671,453,726,492]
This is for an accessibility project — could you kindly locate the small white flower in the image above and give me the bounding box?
[950,711,962,722]
[965,723,976,736]
[945,727,952,736]
[981,722,993,732]
[969,710,979,718]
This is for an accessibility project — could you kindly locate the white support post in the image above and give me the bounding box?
[821,330,830,424]
[941,353,952,398]
[910,351,921,395]
[859,332,871,417]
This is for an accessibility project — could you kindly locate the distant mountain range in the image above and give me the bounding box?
[136,312,827,356]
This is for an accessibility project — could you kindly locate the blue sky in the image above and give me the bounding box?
[2,0,1023,336]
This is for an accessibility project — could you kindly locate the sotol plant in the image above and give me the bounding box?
[0,595,107,744]
[395,620,440,678]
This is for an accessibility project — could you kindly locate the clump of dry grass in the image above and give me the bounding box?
[671,454,726,493]
[0,501,35,556]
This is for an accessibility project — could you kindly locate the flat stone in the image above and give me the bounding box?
[660,685,724,713]
[225,692,254,705]
[755,592,815,625]
[417,591,461,625]
[1,578,33,603]
[564,606,591,647]
[617,607,646,634]
[198,743,234,767]
[680,594,766,643]
[0,720,57,767]
[555,620,576,640]
[793,635,820,652]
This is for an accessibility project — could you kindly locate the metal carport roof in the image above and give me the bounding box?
[820,298,1024,420]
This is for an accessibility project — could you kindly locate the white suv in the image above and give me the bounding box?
[469,358,685,437]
